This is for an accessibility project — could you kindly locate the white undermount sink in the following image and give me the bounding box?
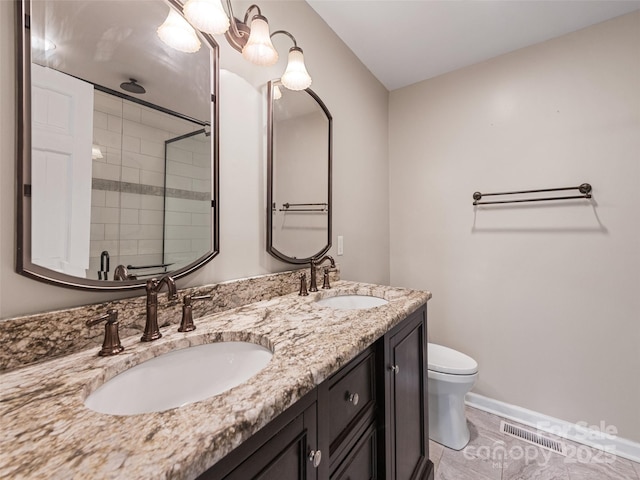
[315,294,389,309]
[84,341,273,415]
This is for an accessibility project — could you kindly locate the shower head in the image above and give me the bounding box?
[120,78,146,94]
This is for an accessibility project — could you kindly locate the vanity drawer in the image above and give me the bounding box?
[330,423,377,480]
[326,347,376,453]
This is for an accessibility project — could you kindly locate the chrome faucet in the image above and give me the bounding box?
[309,255,335,292]
[141,276,177,342]
[114,264,136,281]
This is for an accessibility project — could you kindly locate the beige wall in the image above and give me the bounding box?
[389,12,640,442]
[0,0,390,318]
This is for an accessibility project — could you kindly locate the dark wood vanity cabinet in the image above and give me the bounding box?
[382,306,433,480]
[198,305,433,480]
[199,390,320,480]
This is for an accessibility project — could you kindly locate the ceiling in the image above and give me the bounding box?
[30,0,640,115]
[306,0,640,91]
[31,0,212,123]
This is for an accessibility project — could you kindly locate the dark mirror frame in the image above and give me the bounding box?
[15,0,220,290]
[266,80,332,265]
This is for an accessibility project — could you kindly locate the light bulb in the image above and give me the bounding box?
[183,0,230,35]
[281,47,312,91]
[242,15,278,66]
[157,8,201,53]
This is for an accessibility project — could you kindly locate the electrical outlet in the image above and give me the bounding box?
[337,236,344,255]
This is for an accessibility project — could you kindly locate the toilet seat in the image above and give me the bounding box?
[428,343,478,375]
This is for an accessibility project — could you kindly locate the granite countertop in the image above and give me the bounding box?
[0,281,431,480]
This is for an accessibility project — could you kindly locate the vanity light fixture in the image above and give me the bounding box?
[272,30,312,90]
[242,12,278,66]
[182,0,230,35]
[157,8,202,53]
[168,0,312,90]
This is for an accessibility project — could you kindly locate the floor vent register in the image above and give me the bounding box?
[500,420,567,456]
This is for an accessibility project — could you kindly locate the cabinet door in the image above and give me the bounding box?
[221,403,317,480]
[198,394,320,480]
[384,307,431,480]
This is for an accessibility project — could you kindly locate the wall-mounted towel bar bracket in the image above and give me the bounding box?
[126,263,174,270]
[473,183,592,206]
[277,202,329,213]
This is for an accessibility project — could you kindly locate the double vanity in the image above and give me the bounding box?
[8,3,432,477]
[0,275,433,480]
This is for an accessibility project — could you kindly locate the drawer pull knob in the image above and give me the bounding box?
[390,364,400,374]
[347,392,359,406]
[309,449,322,468]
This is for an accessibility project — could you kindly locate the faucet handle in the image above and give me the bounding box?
[299,272,309,296]
[322,267,332,289]
[179,294,211,332]
[86,309,124,356]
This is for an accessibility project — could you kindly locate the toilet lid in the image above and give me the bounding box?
[428,343,478,375]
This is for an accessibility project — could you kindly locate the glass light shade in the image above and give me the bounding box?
[183,0,230,35]
[242,15,278,66]
[281,47,312,91]
[273,85,282,100]
[157,9,201,53]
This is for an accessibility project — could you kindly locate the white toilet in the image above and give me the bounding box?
[427,343,478,450]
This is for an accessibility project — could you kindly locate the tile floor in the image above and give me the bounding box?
[430,406,640,480]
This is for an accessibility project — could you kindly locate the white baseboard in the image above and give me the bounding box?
[465,392,640,464]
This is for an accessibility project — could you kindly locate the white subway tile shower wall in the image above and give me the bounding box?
[89,91,206,279]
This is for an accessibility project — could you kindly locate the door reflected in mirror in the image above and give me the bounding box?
[267,81,332,264]
[18,0,219,289]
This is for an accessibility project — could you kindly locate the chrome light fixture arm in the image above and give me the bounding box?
[242,4,262,25]
[180,0,312,88]
[222,0,251,40]
[270,30,312,90]
[222,0,244,46]
[270,29,298,47]
[223,2,264,50]
[225,0,242,39]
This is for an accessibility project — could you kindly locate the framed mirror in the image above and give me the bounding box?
[16,0,219,290]
[266,80,332,264]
